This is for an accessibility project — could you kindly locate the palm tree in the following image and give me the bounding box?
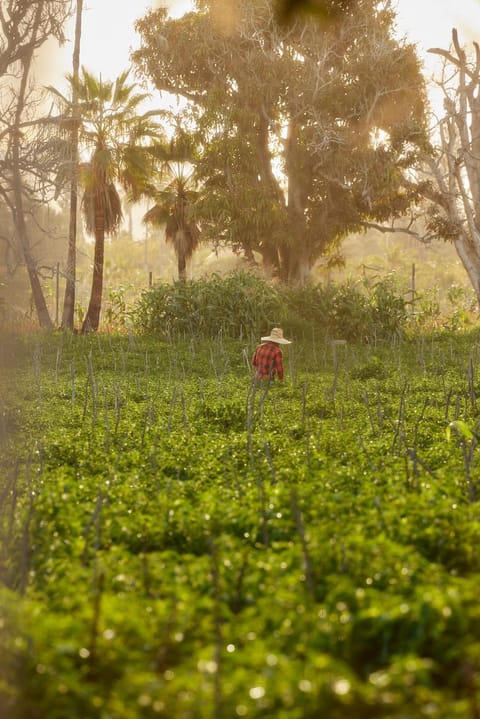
[143,136,200,281]
[51,67,163,331]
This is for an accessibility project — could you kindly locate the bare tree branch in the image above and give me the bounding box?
[359,221,438,243]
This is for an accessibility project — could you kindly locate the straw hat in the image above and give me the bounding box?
[261,327,291,345]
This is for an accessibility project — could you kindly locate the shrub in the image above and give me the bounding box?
[132,272,409,342]
[133,272,282,339]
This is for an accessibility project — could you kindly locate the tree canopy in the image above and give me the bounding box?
[133,0,429,284]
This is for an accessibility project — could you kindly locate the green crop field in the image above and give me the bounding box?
[1,327,480,718]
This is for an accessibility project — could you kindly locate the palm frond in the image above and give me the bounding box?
[165,221,200,260]
[81,180,123,237]
[143,204,170,226]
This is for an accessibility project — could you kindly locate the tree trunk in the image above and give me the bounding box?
[175,228,187,281]
[283,244,311,285]
[427,31,480,310]
[11,3,53,328]
[61,0,83,330]
[12,199,54,328]
[281,117,312,284]
[178,253,187,281]
[454,233,480,307]
[81,203,105,332]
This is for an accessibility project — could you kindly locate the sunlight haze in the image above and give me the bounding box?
[33,0,480,245]
[39,0,480,89]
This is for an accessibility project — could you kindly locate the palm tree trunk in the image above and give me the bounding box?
[178,252,187,281]
[61,0,83,330]
[81,203,105,332]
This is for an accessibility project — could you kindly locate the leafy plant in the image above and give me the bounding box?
[2,328,480,718]
[133,273,410,342]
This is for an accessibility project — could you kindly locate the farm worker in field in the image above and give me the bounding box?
[252,327,291,381]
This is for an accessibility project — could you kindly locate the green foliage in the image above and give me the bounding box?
[369,276,408,338]
[2,329,480,717]
[274,0,357,24]
[133,271,283,339]
[133,272,407,342]
[104,287,129,329]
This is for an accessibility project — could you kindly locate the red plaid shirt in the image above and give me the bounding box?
[252,342,284,380]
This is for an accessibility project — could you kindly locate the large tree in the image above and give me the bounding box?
[51,68,164,332]
[133,0,429,284]
[412,30,480,308]
[0,0,72,326]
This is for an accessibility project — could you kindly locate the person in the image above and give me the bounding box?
[252,327,291,382]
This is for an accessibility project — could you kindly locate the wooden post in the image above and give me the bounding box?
[55,262,60,326]
[149,271,153,287]
[410,263,415,315]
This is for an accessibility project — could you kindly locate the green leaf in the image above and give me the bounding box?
[447,420,474,441]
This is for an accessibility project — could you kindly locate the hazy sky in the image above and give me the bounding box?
[38,0,480,90]
[395,0,480,72]
[37,1,189,86]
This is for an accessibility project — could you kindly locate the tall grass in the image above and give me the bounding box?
[132,272,409,342]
